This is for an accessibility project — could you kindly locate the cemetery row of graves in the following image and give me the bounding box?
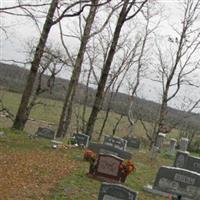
[32,127,200,200]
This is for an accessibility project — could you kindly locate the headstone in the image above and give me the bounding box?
[0,131,5,137]
[88,143,132,160]
[174,151,200,174]
[173,151,190,168]
[149,145,159,160]
[123,136,140,149]
[179,137,189,152]
[89,154,125,183]
[98,182,137,200]
[144,166,200,199]
[187,156,200,174]
[168,138,177,156]
[74,133,89,148]
[35,127,55,139]
[103,135,127,151]
[156,133,166,149]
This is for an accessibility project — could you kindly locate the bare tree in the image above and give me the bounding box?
[85,0,149,139]
[11,0,106,130]
[12,0,59,130]
[151,0,200,146]
[98,36,141,140]
[56,0,100,138]
[56,0,118,138]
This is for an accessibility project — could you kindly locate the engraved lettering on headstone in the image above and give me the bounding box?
[97,156,120,176]
[174,173,195,185]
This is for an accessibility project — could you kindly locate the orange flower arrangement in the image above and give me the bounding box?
[83,149,96,164]
[119,160,136,177]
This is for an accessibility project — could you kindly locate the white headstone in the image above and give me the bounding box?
[156,133,166,149]
[0,131,5,137]
[149,145,159,160]
[168,138,177,156]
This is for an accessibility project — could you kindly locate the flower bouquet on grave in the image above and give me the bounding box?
[118,160,136,182]
[83,149,97,174]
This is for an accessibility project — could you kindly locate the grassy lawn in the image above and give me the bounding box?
[0,129,173,200]
[0,90,176,199]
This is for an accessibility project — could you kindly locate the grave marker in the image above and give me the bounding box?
[35,127,55,139]
[174,151,200,174]
[0,131,5,137]
[179,137,189,152]
[98,182,137,200]
[88,143,132,160]
[168,138,177,156]
[123,136,140,149]
[144,166,200,199]
[74,133,89,148]
[88,154,127,183]
[156,133,166,150]
[103,135,127,151]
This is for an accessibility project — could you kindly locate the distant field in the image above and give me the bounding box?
[0,90,180,143]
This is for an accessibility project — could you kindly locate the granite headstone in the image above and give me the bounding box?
[123,136,140,149]
[74,133,89,148]
[103,135,127,151]
[174,151,200,174]
[153,166,200,199]
[35,127,55,139]
[88,143,132,160]
[179,137,189,152]
[98,182,137,200]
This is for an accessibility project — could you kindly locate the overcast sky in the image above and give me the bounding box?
[1,1,200,112]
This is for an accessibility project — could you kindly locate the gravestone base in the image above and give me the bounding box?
[144,185,192,200]
[86,172,127,183]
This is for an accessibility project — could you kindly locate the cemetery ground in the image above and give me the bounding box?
[0,129,172,200]
[0,90,184,199]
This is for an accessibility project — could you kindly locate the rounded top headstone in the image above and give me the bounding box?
[158,133,166,137]
[180,137,189,141]
[170,138,177,142]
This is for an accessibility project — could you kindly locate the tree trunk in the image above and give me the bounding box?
[86,0,129,138]
[12,0,58,130]
[56,0,99,138]
[154,91,168,145]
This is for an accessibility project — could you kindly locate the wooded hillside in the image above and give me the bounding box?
[1,62,200,131]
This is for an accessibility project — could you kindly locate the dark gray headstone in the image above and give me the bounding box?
[74,133,89,148]
[104,135,127,151]
[187,156,200,174]
[98,182,137,200]
[179,137,189,151]
[88,143,132,160]
[123,136,140,149]
[174,151,200,174]
[36,127,55,139]
[173,151,189,168]
[153,166,200,199]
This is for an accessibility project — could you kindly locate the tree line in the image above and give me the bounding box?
[1,0,200,148]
